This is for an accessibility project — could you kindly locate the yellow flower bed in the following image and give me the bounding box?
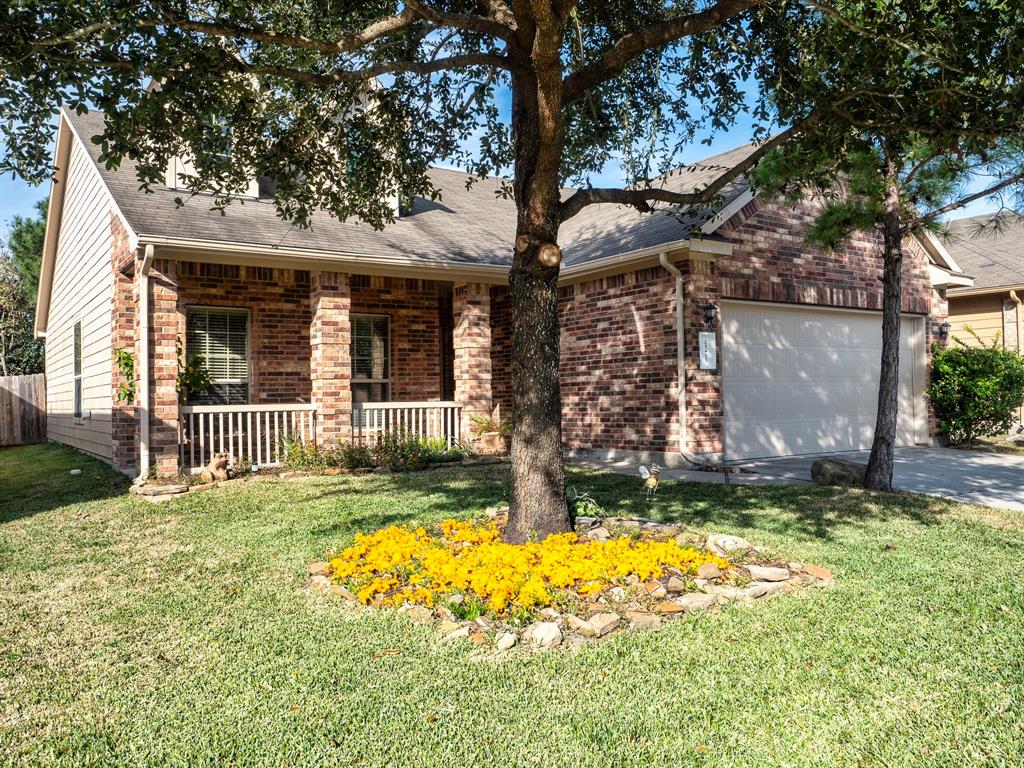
[327,519,731,615]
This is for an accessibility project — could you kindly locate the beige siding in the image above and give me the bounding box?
[45,137,117,460]
[948,294,1004,348]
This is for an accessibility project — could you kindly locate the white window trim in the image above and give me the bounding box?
[351,313,391,402]
[72,319,83,419]
[185,305,252,404]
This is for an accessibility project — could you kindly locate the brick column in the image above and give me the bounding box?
[453,282,493,439]
[310,271,352,446]
[150,259,182,476]
[110,214,137,474]
[683,253,723,458]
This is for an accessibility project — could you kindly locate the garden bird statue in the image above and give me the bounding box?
[639,464,662,499]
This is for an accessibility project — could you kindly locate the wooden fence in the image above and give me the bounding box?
[0,374,46,447]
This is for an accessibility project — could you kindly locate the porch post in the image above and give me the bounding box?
[453,282,493,440]
[309,271,352,446]
[149,259,182,476]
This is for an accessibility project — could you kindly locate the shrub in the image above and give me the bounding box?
[280,436,333,472]
[336,442,376,469]
[469,414,511,437]
[420,436,465,463]
[928,330,1024,445]
[567,487,604,519]
[373,429,430,471]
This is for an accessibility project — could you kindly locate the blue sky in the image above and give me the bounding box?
[0,102,1002,233]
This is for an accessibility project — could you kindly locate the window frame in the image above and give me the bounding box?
[350,313,391,405]
[184,305,252,405]
[72,320,83,418]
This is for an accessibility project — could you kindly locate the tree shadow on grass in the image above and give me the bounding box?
[566,467,955,542]
[0,443,131,522]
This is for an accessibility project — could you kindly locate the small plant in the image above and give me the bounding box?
[336,442,376,469]
[469,414,512,437]
[233,456,254,477]
[928,328,1024,445]
[420,436,465,463]
[176,337,213,404]
[567,487,604,519]
[280,436,333,472]
[373,428,429,471]
[114,348,135,404]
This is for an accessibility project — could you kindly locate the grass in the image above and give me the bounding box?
[1,443,1022,767]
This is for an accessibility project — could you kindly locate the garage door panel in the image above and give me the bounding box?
[723,303,924,460]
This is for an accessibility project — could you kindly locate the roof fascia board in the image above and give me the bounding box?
[34,116,72,337]
[948,282,1024,298]
[928,263,974,289]
[700,188,754,235]
[916,229,963,273]
[140,236,511,284]
[558,238,731,284]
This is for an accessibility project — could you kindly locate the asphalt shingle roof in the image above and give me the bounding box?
[67,109,753,269]
[945,214,1024,293]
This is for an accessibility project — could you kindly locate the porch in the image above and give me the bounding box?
[121,260,505,476]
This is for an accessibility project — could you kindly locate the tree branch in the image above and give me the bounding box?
[559,120,804,222]
[906,170,1024,230]
[562,0,762,103]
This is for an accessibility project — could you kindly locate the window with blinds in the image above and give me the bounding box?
[351,314,390,406]
[185,307,250,404]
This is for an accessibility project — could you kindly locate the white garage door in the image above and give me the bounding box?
[722,302,927,461]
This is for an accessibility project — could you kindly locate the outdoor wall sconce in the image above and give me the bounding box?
[937,321,951,340]
[700,302,718,329]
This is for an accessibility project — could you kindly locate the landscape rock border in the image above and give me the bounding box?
[307,511,833,654]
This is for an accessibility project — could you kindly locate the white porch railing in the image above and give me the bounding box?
[355,401,461,447]
[180,403,317,472]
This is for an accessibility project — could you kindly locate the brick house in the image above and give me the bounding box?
[35,107,970,477]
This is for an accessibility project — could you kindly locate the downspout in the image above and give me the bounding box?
[1011,290,1023,429]
[136,244,154,482]
[659,252,718,468]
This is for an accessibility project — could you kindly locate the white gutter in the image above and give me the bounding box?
[659,252,719,468]
[137,244,155,482]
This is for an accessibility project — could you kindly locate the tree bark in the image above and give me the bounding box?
[502,15,571,544]
[865,157,903,492]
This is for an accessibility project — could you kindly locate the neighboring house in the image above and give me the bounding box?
[36,107,970,476]
[944,214,1024,427]
[945,214,1024,353]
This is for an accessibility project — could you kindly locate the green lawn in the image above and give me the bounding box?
[1,443,1022,767]
[951,436,1024,457]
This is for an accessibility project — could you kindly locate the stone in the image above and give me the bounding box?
[443,625,472,641]
[745,581,785,599]
[706,534,752,558]
[448,593,465,605]
[607,586,628,602]
[280,471,305,480]
[803,564,833,581]
[474,617,491,630]
[705,585,746,603]
[673,593,719,612]
[539,607,561,621]
[697,563,723,580]
[435,606,457,622]
[330,585,357,601]
[574,516,598,529]
[135,483,189,497]
[811,457,867,487]
[588,527,611,542]
[469,632,487,645]
[407,605,434,623]
[495,632,517,651]
[308,561,330,576]
[745,565,790,582]
[525,622,562,648]
[645,582,667,598]
[654,600,687,615]
[625,574,641,586]
[674,532,700,547]
[666,576,687,594]
[438,620,461,635]
[564,615,593,635]
[69,469,82,476]
[306,575,331,589]
[626,611,663,630]
[587,612,621,637]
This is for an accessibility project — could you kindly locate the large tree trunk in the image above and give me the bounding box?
[865,160,903,492]
[503,19,571,544]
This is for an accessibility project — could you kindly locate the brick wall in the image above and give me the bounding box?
[310,271,352,445]
[350,276,443,401]
[109,213,137,474]
[454,282,493,437]
[490,287,513,419]
[557,269,680,454]
[177,264,313,403]
[150,259,182,475]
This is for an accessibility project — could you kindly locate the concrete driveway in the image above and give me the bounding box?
[735,447,1024,512]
